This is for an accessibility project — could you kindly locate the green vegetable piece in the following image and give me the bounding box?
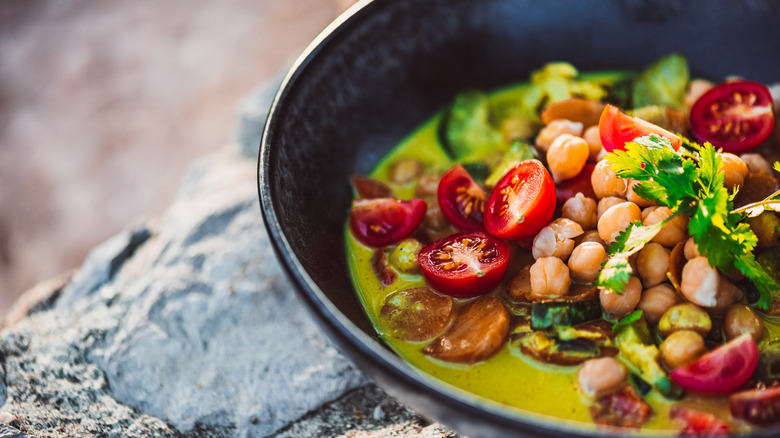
[630,373,652,396]
[523,62,614,112]
[632,53,689,109]
[616,317,679,398]
[612,310,644,334]
[484,141,538,188]
[753,343,780,382]
[440,91,507,162]
[530,299,602,331]
[461,162,491,186]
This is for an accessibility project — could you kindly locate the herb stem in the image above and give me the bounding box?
[731,188,780,215]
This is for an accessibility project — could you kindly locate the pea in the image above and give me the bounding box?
[658,303,712,337]
[389,239,424,273]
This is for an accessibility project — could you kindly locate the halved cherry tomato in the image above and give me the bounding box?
[670,334,758,395]
[349,198,426,248]
[599,104,682,152]
[690,80,775,154]
[418,231,509,298]
[670,406,730,435]
[483,159,556,240]
[555,163,596,206]
[730,386,780,426]
[437,164,486,232]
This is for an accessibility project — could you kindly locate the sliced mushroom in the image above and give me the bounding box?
[379,287,454,342]
[423,296,510,364]
[350,175,394,199]
[667,241,686,297]
[512,319,617,366]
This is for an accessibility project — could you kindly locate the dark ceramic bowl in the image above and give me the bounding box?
[258,0,780,436]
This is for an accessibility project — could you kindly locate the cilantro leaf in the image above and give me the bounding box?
[596,218,670,293]
[612,310,644,333]
[600,138,776,310]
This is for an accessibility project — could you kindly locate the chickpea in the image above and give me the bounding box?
[683,237,700,260]
[600,276,642,319]
[535,119,584,152]
[547,134,589,183]
[597,197,625,221]
[660,330,707,369]
[414,174,440,198]
[680,256,720,307]
[641,206,659,222]
[422,198,459,240]
[740,153,773,176]
[598,201,641,244]
[658,303,712,337]
[568,242,607,283]
[591,159,629,199]
[724,303,764,343]
[638,284,679,324]
[389,158,424,185]
[562,193,598,230]
[643,207,688,248]
[582,125,603,162]
[577,357,627,398]
[532,219,583,260]
[748,211,780,250]
[707,277,743,315]
[720,153,748,190]
[684,79,714,109]
[389,239,423,273]
[637,242,671,288]
[626,180,655,208]
[575,230,606,247]
[530,257,571,298]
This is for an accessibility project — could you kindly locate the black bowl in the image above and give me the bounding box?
[258,0,780,436]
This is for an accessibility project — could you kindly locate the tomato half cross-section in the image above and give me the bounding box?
[349,198,427,248]
[437,164,487,232]
[418,231,509,298]
[690,80,775,154]
[599,104,682,152]
[669,333,758,395]
[484,159,556,240]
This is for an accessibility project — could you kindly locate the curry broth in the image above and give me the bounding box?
[346,81,778,432]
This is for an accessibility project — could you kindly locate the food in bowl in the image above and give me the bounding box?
[345,54,780,433]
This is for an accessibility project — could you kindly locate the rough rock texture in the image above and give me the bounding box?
[0,143,455,437]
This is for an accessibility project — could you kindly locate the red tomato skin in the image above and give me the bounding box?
[349,198,427,248]
[437,164,487,232]
[670,334,759,395]
[599,104,682,153]
[670,406,730,435]
[730,386,780,426]
[417,231,509,298]
[484,159,556,240]
[690,80,775,154]
[555,163,596,206]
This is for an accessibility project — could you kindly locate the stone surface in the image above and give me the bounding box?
[0,143,454,437]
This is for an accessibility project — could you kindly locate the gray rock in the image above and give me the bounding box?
[233,74,284,159]
[0,145,455,437]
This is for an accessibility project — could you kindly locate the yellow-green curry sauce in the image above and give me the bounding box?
[345,82,778,432]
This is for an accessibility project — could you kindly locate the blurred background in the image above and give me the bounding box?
[0,0,357,312]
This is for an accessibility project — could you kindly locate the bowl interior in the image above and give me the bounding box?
[260,0,780,435]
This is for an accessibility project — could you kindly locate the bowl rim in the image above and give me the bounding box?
[257,1,778,436]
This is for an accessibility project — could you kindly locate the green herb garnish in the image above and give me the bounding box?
[612,310,644,334]
[595,134,778,310]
